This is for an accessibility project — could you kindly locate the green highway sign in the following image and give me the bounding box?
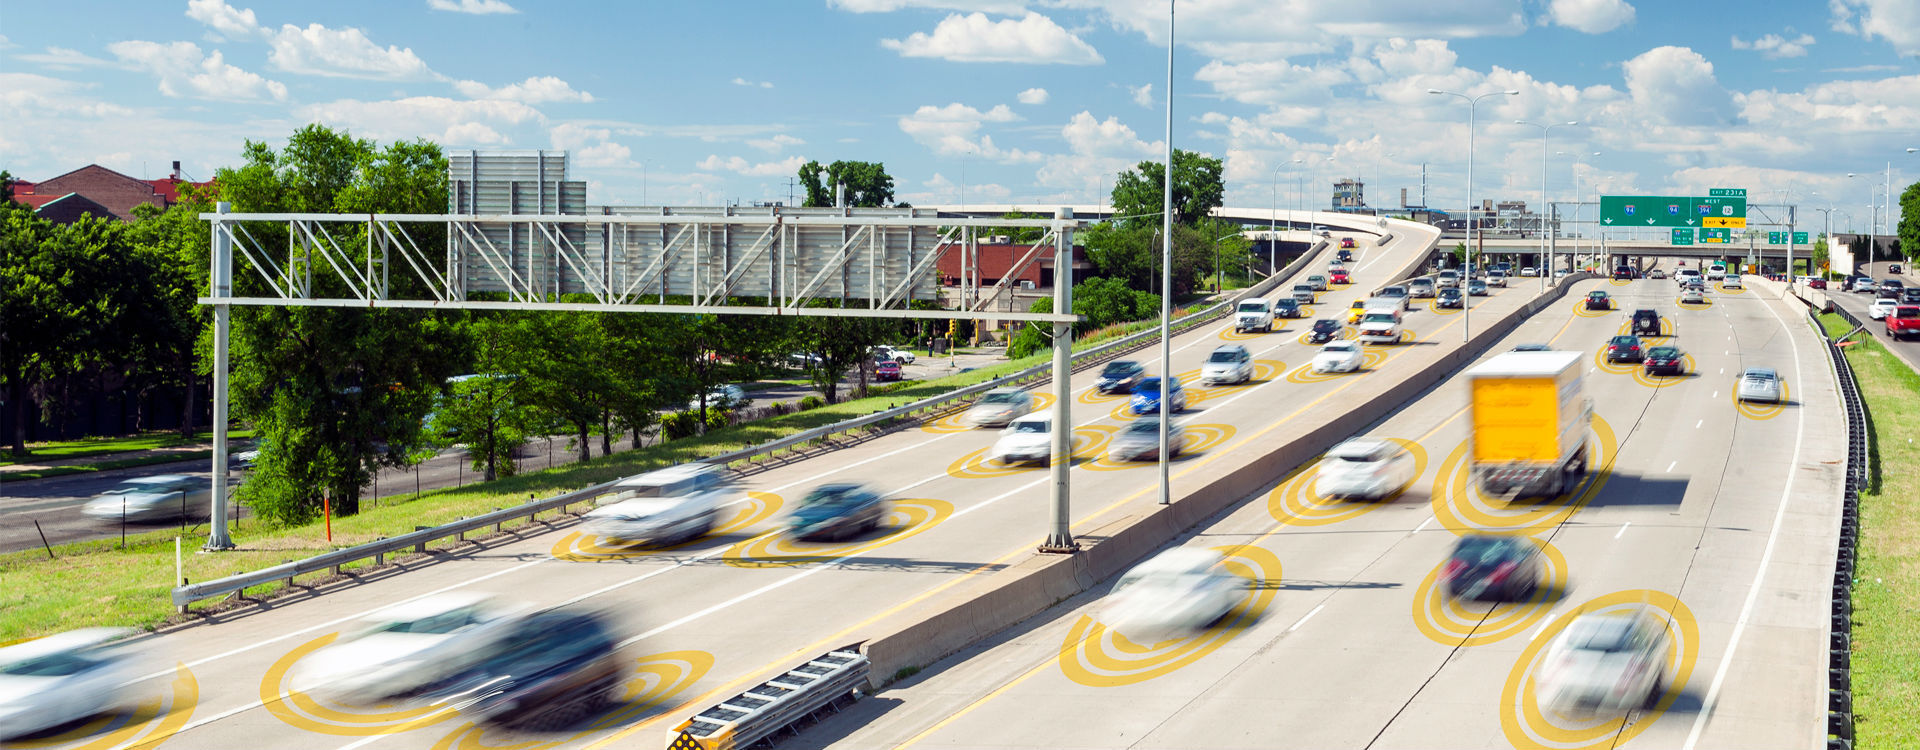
[1766,231,1813,244]
[1601,193,1748,228]
[1700,227,1731,243]
[1671,228,1694,245]
[1796,231,1809,244]
[1709,188,1746,197]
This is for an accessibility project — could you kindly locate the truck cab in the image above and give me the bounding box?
[1357,307,1403,344]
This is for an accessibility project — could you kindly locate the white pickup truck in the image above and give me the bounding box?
[1234,298,1274,333]
[1357,307,1404,344]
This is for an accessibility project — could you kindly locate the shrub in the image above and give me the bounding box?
[799,395,826,410]
[704,408,732,432]
[662,411,700,440]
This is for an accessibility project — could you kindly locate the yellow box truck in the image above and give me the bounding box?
[1466,350,1592,498]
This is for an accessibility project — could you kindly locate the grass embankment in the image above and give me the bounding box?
[2,430,259,481]
[1816,312,1920,748]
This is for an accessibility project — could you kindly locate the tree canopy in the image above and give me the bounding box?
[1110,149,1225,228]
[799,160,896,208]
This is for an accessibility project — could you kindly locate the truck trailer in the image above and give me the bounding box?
[1466,350,1592,498]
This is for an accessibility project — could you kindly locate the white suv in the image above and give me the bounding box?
[1315,439,1414,500]
[1201,344,1254,385]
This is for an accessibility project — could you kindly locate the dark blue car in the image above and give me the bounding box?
[1129,377,1189,415]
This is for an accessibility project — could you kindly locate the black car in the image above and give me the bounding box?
[1336,249,1355,263]
[1892,263,1904,275]
[1613,267,1634,280]
[1306,318,1341,343]
[429,607,625,728]
[1586,291,1611,310]
[1902,288,1920,304]
[1436,288,1464,309]
[1273,298,1303,318]
[1605,334,1645,363]
[1644,346,1685,376]
[1630,309,1661,337]
[1443,533,1543,601]
[1095,360,1146,394]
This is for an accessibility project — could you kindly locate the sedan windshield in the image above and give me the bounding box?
[1648,347,1680,359]
[1010,421,1046,433]
[1101,362,1138,378]
[1610,336,1638,346]
[1237,302,1266,312]
[1208,350,1241,363]
[980,392,1022,404]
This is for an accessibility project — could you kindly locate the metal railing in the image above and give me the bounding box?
[670,645,869,749]
[1817,308,1865,750]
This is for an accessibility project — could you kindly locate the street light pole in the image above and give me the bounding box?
[1430,88,1520,342]
[1271,161,1285,276]
[1516,120,1576,292]
[1157,0,1174,508]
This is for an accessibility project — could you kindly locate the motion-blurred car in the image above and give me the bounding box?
[1315,439,1414,501]
[1306,318,1341,344]
[1467,279,1489,296]
[874,360,903,381]
[1736,367,1783,403]
[296,593,522,704]
[1436,288,1464,309]
[0,628,146,740]
[1585,291,1611,310]
[1095,360,1146,394]
[1893,263,1905,275]
[81,475,209,523]
[1721,275,1743,290]
[1106,416,1184,462]
[1442,534,1544,601]
[1330,269,1352,285]
[1868,298,1898,320]
[1612,267,1634,280]
[1307,274,1329,291]
[1902,288,1920,304]
[428,606,624,729]
[1102,548,1245,639]
[989,413,1054,466]
[788,483,887,541]
[1604,335,1645,363]
[964,387,1035,427]
[1376,285,1411,309]
[1680,288,1707,304]
[1273,298,1304,318]
[688,384,748,411]
[1312,341,1364,373]
[1201,344,1254,385]
[1535,609,1672,714]
[1643,346,1686,376]
[583,463,731,545]
[1130,377,1188,414]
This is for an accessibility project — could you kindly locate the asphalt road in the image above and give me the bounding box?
[0,358,984,555]
[795,275,1844,749]
[5,226,1547,750]
[1820,260,1920,373]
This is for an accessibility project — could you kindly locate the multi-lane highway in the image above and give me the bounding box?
[791,273,1843,749]
[1821,261,1920,372]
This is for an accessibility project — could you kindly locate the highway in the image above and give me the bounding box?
[793,274,1844,749]
[1820,261,1920,373]
[4,222,1540,750]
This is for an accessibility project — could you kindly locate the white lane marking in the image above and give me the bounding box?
[1529,619,1553,642]
[1719,368,1724,375]
[1695,420,1703,429]
[1285,604,1326,633]
[1667,461,1677,473]
[1712,391,1718,399]
[1683,288,1812,750]
[1615,521,1632,539]
[1412,517,1434,534]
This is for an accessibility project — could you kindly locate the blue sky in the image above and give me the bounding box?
[3,0,1917,233]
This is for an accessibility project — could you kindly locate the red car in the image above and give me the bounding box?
[1340,237,1357,249]
[1808,278,1827,290]
[1331,270,1351,285]
[874,360,903,381]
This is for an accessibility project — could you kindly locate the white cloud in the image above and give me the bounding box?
[881,12,1103,65]
[299,96,542,145]
[549,122,633,167]
[454,75,594,103]
[1034,111,1162,192]
[186,0,264,40]
[1732,32,1816,58]
[1057,0,1527,49]
[0,72,136,119]
[696,155,807,176]
[829,0,1027,13]
[1830,0,1920,56]
[1371,37,1460,77]
[428,0,519,14]
[1130,83,1153,108]
[107,40,288,102]
[269,23,436,79]
[1622,46,1735,126]
[747,134,804,152]
[14,47,113,70]
[1740,73,1920,137]
[1017,87,1049,105]
[1193,60,1354,106]
[897,102,1040,162]
[731,77,774,88]
[1547,0,1635,33]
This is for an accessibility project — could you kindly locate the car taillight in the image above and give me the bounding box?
[1442,560,1466,580]
[1487,561,1517,584]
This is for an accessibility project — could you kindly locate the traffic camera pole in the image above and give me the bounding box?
[1043,207,1078,553]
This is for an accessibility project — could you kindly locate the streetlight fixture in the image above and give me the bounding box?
[1429,87,1520,342]
[1515,119,1576,291]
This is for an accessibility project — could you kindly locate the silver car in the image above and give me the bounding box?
[81,474,209,523]
[1200,344,1253,385]
[965,387,1035,427]
[1314,439,1414,500]
[0,628,148,740]
[1107,417,1185,461]
[1535,609,1672,714]
[1736,367,1783,403]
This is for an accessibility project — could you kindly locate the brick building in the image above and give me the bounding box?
[933,242,1091,289]
[7,161,213,223]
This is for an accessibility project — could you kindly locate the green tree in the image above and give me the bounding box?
[126,185,217,438]
[1,199,78,454]
[1900,180,1918,264]
[1004,298,1054,359]
[799,160,896,208]
[1000,211,1048,244]
[1109,149,1225,227]
[1811,236,1830,274]
[789,312,892,403]
[221,125,462,523]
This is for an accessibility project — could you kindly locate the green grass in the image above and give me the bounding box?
[1,429,255,466]
[4,452,224,482]
[1816,312,1920,749]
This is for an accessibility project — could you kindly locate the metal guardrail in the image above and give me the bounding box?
[1817,308,1865,750]
[670,645,868,750]
[169,242,1331,609]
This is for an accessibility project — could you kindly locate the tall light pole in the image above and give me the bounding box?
[1156,0,1174,508]
[1430,87,1520,342]
[1516,119,1576,291]
[1271,161,1286,275]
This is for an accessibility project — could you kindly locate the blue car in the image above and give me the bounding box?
[1129,377,1189,414]
[788,483,887,541]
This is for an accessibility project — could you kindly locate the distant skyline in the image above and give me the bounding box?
[4,0,1917,231]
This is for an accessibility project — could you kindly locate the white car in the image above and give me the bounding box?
[81,474,209,523]
[1487,270,1509,287]
[1102,548,1246,640]
[0,628,147,740]
[989,413,1054,466]
[1736,367,1784,403]
[1106,416,1184,462]
[1407,278,1436,298]
[1315,439,1414,500]
[1201,344,1254,385]
[1436,270,1460,289]
[293,592,523,704]
[1869,298,1898,320]
[964,387,1035,427]
[583,463,732,545]
[1520,267,1540,277]
[1680,288,1707,305]
[873,345,916,364]
[1357,309,1403,345]
[1535,609,1672,715]
[1312,341,1365,373]
[1721,276,1743,290]
[688,384,747,411]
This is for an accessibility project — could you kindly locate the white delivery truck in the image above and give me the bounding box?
[1466,351,1592,498]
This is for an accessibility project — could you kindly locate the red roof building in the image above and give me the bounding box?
[7,161,213,223]
[934,243,1091,289]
